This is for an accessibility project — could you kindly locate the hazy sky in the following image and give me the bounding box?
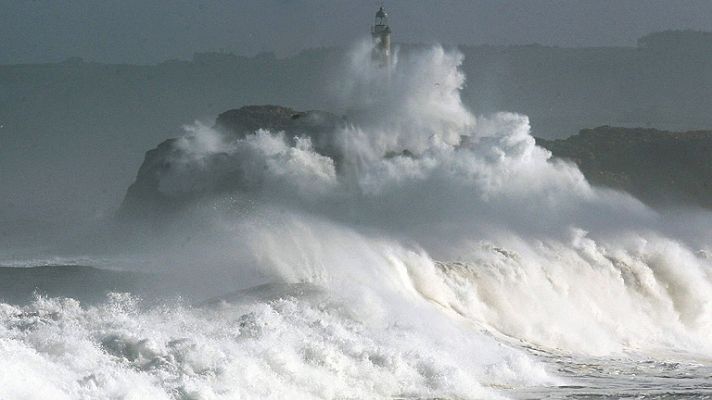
[3,0,712,64]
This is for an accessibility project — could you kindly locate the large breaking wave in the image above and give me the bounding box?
[3,41,712,399]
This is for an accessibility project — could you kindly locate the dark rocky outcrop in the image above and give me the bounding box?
[119,105,345,218]
[119,138,181,219]
[215,105,322,137]
[214,105,346,157]
[536,126,712,208]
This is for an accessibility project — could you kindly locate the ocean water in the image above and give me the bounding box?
[512,354,712,399]
[2,42,712,399]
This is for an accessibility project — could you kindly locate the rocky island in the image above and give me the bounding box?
[120,105,712,219]
[119,105,345,218]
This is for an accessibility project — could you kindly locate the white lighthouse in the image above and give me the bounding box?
[371,6,391,67]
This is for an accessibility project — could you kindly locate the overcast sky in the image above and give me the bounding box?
[3,0,712,64]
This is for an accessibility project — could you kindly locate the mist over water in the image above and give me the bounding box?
[4,41,712,398]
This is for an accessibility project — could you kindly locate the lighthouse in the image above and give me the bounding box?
[371,6,391,67]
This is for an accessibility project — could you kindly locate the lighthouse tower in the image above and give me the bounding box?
[371,6,391,67]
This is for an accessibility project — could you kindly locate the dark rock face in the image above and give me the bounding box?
[216,105,317,137]
[119,105,345,218]
[537,126,712,209]
[120,138,180,219]
[215,105,346,158]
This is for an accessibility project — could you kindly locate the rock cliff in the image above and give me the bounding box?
[536,126,712,208]
[119,105,345,218]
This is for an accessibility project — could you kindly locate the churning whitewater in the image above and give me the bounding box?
[3,42,712,399]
